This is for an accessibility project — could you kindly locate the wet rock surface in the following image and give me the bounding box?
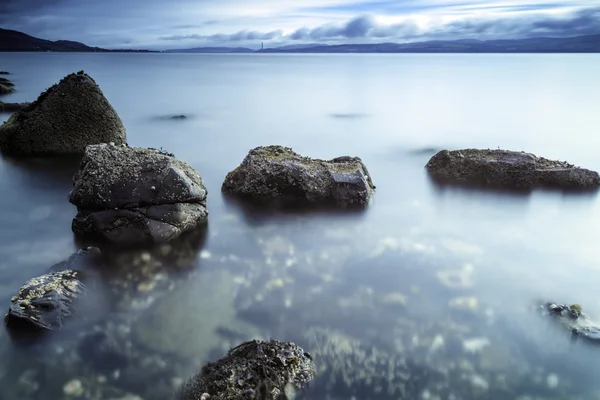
[0,70,126,156]
[425,149,600,190]
[176,339,315,400]
[5,247,103,332]
[5,269,88,331]
[222,145,375,208]
[541,302,600,343]
[69,143,209,245]
[0,101,31,112]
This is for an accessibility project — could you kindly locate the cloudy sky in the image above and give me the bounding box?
[1,0,599,49]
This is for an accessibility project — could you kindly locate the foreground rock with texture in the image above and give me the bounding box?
[0,101,31,112]
[222,145,375,208]
[5,247,101,331]
[69,143,209,245]
[0,70,126,156]
[176,339,315,400]
[426,149,600,190]
[541,302,600,343]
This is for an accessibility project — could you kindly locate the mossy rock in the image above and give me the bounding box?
[0,70,126,156]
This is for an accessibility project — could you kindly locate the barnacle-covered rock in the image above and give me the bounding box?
[5,269,87,331]
[222,145,375,208]
[176,339,315,400]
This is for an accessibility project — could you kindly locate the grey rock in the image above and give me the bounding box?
[0,101,31,112]
[176,339,315,400]
[222,145,375,208]
[69,143,208,245]
[542,302,600,343]
[0,70,126,156]
[0,77,14,87]
[5,247,103,331]
[0,83,14,95]
[5,269,87,331]
[425,148,600,190]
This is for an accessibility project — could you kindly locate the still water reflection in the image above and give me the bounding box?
[0,53,599,400]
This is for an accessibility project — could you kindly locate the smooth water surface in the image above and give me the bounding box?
[1,53,600,399]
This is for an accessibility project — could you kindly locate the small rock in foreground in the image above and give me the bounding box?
[425,149,600,190]
[0,83,14,95]
[0,101,31,112]
[5,247,101,331]
[69,143,208,245]
[176,339,315,400]
[222,145,375,208]
[0,70,126,156]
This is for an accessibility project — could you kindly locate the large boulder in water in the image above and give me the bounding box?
[5,247,102,332]
[425,149,600,190]
[176,339,315,400]
[222,145,376,208]
[69,143,209,245]
[0,70,126,156]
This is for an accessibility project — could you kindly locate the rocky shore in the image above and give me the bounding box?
[0,68,597,400]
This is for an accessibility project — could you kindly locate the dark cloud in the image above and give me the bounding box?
[160,29,283,42]
[191,6,600,45]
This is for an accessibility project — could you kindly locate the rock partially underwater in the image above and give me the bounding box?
[0,101,31,112]
[541,302,600,343]
[0,70,126,156]
[176,339,316,400]
[425,149,600,190]
[5,247,102,331]
[222,145,375,208]
[69,143,209,245]
[5,270,87,331]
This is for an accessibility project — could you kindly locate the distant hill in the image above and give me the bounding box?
[163,46,254,53]
[0,28,156,52]
[258,35,600,53]
[2,28,598,53]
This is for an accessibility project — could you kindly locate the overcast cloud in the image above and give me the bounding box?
[0,0,599,49]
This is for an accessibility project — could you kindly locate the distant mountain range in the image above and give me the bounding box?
[0,28,156,52]
[1,28,599,53]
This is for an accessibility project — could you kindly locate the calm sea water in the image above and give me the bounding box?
[1,53,600,400]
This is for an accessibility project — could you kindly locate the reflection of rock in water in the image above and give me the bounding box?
[176,339,315,400]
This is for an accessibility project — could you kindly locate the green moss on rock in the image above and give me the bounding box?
[222,145,376,208]
[0,70,126,156]
[425,148,600,190]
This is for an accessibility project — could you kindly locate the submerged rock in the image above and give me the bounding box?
[5,247,102,331]
[0,101,31,112]
[222,145,375,208]
[425,149,600,190]
[0,83,14,95]
[541,302,600,343]
[69,143,208,245]
[0,70,126,156]
[176,339,315,400]
[0,77,14,87]
[5,269,87,331]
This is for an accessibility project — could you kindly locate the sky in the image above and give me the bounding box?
[1,0,599,49]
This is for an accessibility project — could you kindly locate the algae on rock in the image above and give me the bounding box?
[0,70,126,156]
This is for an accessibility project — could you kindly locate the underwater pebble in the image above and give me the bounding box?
[200,250,211,259]
[139,252,151,262]
[463,337,490,353]
[200,393,211,400]
[429,335,445,353]
[63,379,84,397]
[449,296,478,312]
[470,374,489,391]
[546,373,559,388]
